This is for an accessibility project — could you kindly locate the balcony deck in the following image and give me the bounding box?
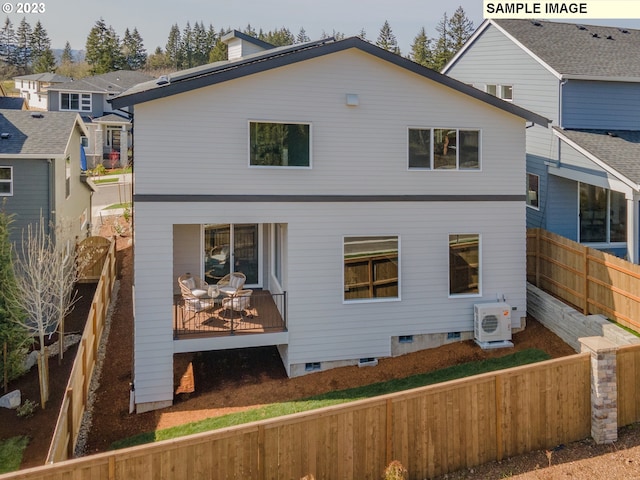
[173,290,287,339]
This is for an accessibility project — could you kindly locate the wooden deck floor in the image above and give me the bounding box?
[173,290,286,339]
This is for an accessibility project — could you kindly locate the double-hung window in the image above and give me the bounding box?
[409,128,480,170]
[249,121,311,167]
[344,236,399,301]
[60,93,91,112]
[0,166,12,196]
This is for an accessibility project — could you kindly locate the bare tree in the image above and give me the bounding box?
[10,217,79,408]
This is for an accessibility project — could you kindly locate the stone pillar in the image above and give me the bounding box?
[579,336,618,444]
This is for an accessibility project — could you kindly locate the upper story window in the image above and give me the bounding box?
[526,173,539,209]
[0,166,12,196]
[409,128,480,170]
[344,236,399,302]
[60,92,91,112]
[486,84,513,101]
[249,121,311,168]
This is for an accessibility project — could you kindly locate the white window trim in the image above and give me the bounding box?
[448,233,482,298]
[342,234,401,304]
[408,127,482,171]
[0,166,12,196]
[526,173,540,210]
[485,84,513,101]
[59,92,92,112]
[248,120,312,169]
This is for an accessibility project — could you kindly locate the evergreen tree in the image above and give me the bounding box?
[410,26,433,67]
[165,23,182,69]
[0,209,29,387]
[181,22,194,68]
[30,21,55,73]
[376,20,400,54]
[0,17,16,65]
[192,21,209,66]
[260,27,294,46]
[447,6,474,52]
[208,30,227,63]
[357,28,367,41]
[122,27,147,70]
[431,12,451,71]
[14,17,31,70]
[85,18,124,74]
[243,24,257,37]
[60,41,74,64]
[146,46,171,70]
[296,27,310,43]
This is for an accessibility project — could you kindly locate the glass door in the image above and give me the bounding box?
[203,224,260,286]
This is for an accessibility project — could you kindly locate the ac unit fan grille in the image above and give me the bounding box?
[481,314,499,333]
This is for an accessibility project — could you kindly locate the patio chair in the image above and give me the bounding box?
[217,272,246,296]
[177,273,216,328]
[222,289,253,322]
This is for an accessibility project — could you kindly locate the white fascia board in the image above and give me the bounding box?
[441,19,492,73]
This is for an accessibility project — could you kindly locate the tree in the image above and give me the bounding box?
[85,18,124,74]
[208,32,227,63]
[122,27,147,70]
[14,17,31,70]
[0,17,16,65]
[10,217,80,408]
[145,46,171,71]
[60,41,74,64]
[431,12,451,71]
[165,23,182,69]
[296,27,310,43]
[447,6,474,53]
[181,22,194,68]
[30,21,55,73]
[260,27,294,47]
[376,21,400,54]
[0,209,29,392]
[410,27,433,67]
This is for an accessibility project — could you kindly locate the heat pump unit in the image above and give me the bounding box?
[474,303,512,344]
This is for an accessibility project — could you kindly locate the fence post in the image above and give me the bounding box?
[583,245,589,315]
[66,388,74,459]
[535,229,541,287]
[386,398,393,466]
[580,336,618,444]
[495,375,504,461]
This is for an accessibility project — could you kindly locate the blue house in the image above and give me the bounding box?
[443,19,640,262]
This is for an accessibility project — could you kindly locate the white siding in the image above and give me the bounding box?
[132,46,530,407]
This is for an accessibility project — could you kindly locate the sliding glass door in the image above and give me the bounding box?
[203,224,260,286]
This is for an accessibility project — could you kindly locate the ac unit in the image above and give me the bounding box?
[474,303,512,343]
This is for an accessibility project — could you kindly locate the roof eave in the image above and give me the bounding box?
[561,74,640,83]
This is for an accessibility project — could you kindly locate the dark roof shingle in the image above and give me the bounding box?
[0,110,82,155]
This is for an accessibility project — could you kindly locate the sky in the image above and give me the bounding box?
[5,0,640,54]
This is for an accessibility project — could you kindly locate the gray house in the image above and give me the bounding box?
[0,110,94,245]
[443,19,640,262]
[47,70,153,169]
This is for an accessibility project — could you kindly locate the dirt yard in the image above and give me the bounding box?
[4,231,640,478]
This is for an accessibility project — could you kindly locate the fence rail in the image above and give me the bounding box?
[526,228,640,332]
[0,352,598,480]
[44,237,117,464]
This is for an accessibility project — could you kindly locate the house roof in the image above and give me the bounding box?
[0,110,86,156]
[0,97,26,109]
[14,72,72,83]
[50,70,154,95]
[112,36,549,126]
[450,19,640,81]
[93,113,131,124]
[554,127,640,188]
[221,29,275,50]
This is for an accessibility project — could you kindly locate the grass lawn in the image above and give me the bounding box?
[104,203,132,210]
[93,177,120,185]
[112,348,549,450]
[0,436,29,474]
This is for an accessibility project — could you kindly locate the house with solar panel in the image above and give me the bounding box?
[443,19,640,262]
[112,31,547,413]
[46,70,153,170]
[0,110,94,244]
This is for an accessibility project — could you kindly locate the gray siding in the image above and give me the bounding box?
[545,174,578,240]
[1,159,51,244]
[563,80,640,129]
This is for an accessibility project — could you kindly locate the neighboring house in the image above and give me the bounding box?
[47,70,153,169]
[14,73,72,110]
[443,19,640,262]
[0,110,94,245]
[112,32,547,412]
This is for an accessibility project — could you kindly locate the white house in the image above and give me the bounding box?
[113,33,548,413]
[13,73,71,110]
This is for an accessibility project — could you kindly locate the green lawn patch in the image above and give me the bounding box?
[104,203,132,210]
[93,177,120,185]
[0,436,28,474]
[112,348,549,450]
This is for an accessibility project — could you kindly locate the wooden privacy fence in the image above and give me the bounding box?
[76,236,112,283]
[527,228,640,332]
[45,237,117,464]
[1,353,593,480]
[617,344,640,427]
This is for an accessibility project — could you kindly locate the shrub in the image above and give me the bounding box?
[383,460,408,480]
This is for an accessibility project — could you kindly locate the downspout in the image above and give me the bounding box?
[47,158,55,242]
